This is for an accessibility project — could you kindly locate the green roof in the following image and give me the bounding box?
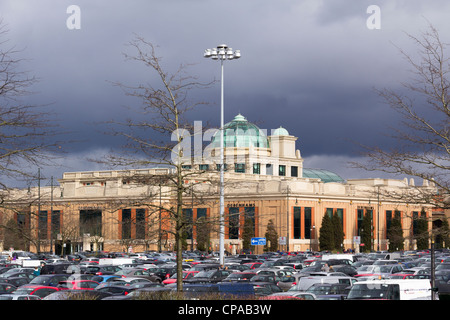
[303,168,345,183]
[210,114,269,149]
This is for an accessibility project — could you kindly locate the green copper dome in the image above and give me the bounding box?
[273,126,289,136]
[210,114,269,149]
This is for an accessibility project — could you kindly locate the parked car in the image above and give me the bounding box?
[162,271,199,285]
[220,272,257,283]
[148,266,177,282]
[57,280,99,290]
[111,276,154,286]
[243,262,263,270]
[331,265,358,277]
[114,267,159,281]
[12,285,60,298]
[91,275,122,283]
[95,285,134,296]
[184,269,233,284]
[28,274,69,287]
[42,289,113,300]
[260,291,316,300]
[250,282,283,296]
[0,282,17,294]
[84,265,122,276]
[40,263,72,275]
[305,283,351,296]
[0,294,42,300]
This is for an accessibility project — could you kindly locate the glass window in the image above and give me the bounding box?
[228,207,239,240]
[293,207,301,239]
[199,164,209,171]
[291,166,298,177]
[304,207,312,239]
[235,163,245,173]
[279,165,286,176]
[266,164,273,175]
[253,163,261,174]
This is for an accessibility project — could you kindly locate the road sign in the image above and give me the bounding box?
[251,237,266,246]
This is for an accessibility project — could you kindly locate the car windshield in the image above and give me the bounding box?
[30,277,51,285]
[194,270,215,278]
[306,285,331,295]
[347,283,397,300]
[378,266,393,273]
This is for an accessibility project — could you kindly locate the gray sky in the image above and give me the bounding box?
[2,0,450,186]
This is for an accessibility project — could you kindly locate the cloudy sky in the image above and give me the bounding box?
[1,0,449,187]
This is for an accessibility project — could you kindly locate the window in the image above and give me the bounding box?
[122,209,131,239]
[293,207,312,239]
[39,211,48,239]
[253,163,261,174]
[266,164,273,175]
[80,210,102,237]
[293,207,301,239]
[197,208,207,220]
[216,164,228,171]
[136,209,146,239]
[291,166,298,177]
[51,210,61,236]
[228,207,239,239]
[279,165,286,176]
[199,164,209,171]
[183,209,193,239]
[235,163,245,173]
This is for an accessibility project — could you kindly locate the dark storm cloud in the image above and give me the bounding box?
[1,0,450,183]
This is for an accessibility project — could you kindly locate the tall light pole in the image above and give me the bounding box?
[204,44,240,266]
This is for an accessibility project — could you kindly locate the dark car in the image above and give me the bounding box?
[188,263,220,272]
[220,272,257,282]
[95,285,134,296]
[183,269,232,284]
[84,265,122,276]
[249,281,283,296]
[28,274,69,287]
[43,289,113,300]
[1,277,31,287]
[13,285,60,299]
[114,267,160,282]
[0,282,17,294]
[305,283,351,296]
[331,265,358,277]
[40,263,72,275]
[149,266,177,282]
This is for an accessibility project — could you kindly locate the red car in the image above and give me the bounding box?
[243,262,263,270]
[13,285,60,299]
[57,280,100,290]
[162,271,199,285]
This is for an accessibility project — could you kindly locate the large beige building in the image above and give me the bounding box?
[1,114,444,254]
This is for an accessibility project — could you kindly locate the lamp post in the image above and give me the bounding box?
[204,44,240,266]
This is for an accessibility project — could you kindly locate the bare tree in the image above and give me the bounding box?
[100,36,216,292]
[351,24,450,251]
[0,21,60,193]
[351,24,449,204]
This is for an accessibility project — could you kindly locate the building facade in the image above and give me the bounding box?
[1,114,443,254]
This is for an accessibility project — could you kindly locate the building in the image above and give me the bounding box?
[0,114,443,254]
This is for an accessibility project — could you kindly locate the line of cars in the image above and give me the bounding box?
[0,249,448,300]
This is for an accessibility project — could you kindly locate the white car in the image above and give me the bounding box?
[0,294,41,300]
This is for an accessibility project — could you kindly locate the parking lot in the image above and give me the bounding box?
[0,248,449,300]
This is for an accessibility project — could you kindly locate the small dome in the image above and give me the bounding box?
[272,126,289,136]
[210,114,269,149]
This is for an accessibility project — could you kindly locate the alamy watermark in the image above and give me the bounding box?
[66,5,81,30]
[366,5,381,30]
[171,121,293,168]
